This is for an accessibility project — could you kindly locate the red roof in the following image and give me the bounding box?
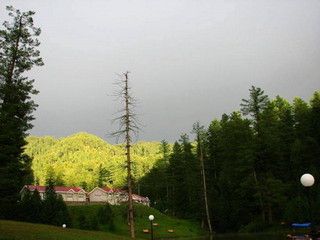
[24,185,84,193]
[101,187,112,192]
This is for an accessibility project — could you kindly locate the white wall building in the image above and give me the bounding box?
[20,185,87,203]
[20,185,150,206]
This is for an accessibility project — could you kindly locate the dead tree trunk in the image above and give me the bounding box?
[199,137,213,234]
[124,72,135,239]
[111,71,139,239]
[193,122,213,234]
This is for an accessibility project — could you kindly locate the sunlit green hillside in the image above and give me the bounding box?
[25,132,167,189]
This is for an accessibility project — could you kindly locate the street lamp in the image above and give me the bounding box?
[149,215,154,240]
[300,173,315,224]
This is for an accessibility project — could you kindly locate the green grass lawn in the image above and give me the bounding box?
[0,220,132,240]
[68,204,205,239]
[0,205,205,240]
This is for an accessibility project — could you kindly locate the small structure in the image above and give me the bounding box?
[132,194,150,206]
[87,187,126,204]
[20,185,87,204]
[287,223,312,240]
[87,187,150,206]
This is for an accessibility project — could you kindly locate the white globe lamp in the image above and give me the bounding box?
[62,224,66,228]
[149,215,154,221]
[300,174,315,187]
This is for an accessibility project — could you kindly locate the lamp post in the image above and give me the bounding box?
[149,215,154,240]
[300,174,315,223]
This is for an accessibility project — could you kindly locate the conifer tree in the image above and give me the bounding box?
[0,6,43,218]
[241,86,269,222]
[168,142,186,216]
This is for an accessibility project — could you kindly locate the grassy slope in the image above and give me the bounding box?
[68,204,205,239]
[0,205,204,240]
[0,220,131,240]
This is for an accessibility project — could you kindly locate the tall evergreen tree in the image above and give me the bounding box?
[41,178,70,226]
[168,141,187,217]
[240,86,269,128]
[216,112,256,231]
[310,91,320,146]
[97,164,111,187]
[179,134,201,219]
[0,6,43,218]
[240,86,269,223]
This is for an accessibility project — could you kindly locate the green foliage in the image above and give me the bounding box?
[0,6,43,219]
[24,132,163,189]
[97,204,115,231]
[240,86,269,124]
[68,204,204,238]
[19,87,320,234]
[96,164,111,187]
[138,88,320,234]
[18,189,42,223]
[0,220,133,240]
[41,183,70,226]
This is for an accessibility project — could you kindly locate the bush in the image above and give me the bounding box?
[78,214,89,229]
[97,204,115,231]
[18,189,42,223]
[284,196,309,222]
[41,188,70,226]
[239,219,268,233]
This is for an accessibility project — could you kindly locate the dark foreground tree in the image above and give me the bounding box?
[240,86,269,223]
[18,188,42,223]
[41,179,70,226]
[0,6,43,218]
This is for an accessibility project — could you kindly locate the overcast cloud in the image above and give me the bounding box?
[1,0,319,143]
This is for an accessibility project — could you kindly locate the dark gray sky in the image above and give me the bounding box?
[1,0,320,143]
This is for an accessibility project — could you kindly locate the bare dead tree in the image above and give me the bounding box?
[111,71,139,239]
[193,122,213,235]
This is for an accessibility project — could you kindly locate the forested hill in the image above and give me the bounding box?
[25,132,164,190]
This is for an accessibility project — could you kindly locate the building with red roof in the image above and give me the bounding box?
[20,185,150,206]
[87,187,149,206]
[20,185,87,203]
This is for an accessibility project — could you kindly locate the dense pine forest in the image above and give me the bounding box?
[25,88,320,233]
[139,87,320,233]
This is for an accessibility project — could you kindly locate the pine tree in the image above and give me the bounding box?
[41,179,70,226]
[97,164,111,187]
[0,6,43,218]
[240,86,269,223]
[310,91,320,145]
[168,141,187,217]
[179,134,201,219]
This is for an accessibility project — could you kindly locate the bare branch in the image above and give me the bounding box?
[108,71,140,239]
